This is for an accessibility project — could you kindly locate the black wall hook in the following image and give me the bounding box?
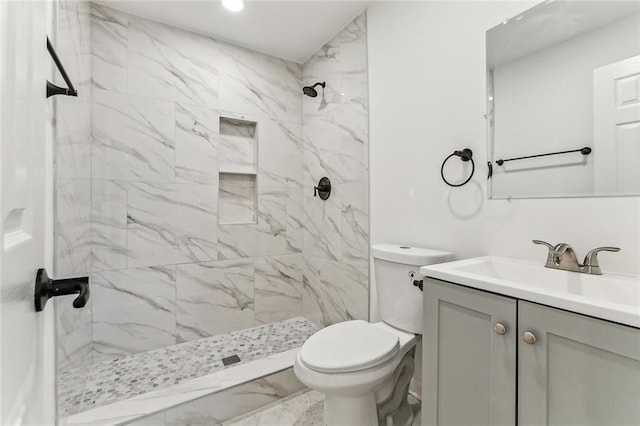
[34,268,89,312]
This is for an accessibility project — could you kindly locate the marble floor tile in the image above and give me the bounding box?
[223,390,324,426]
[60,317,319,417]
[224,390,422,426]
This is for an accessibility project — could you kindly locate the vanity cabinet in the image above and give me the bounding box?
[422,279,517,425]
[518,301,640,426]
[423,278,640,426]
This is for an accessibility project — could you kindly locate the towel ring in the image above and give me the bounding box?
[441,148,475,188]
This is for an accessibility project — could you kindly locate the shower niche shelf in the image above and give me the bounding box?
[219,173,257,225]
[218,116,258,225]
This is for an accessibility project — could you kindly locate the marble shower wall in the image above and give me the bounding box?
[301,13,370,326]
[54,0,93,372]
[88,4,305,362]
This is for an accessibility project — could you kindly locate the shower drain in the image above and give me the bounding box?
[222,354,241,366]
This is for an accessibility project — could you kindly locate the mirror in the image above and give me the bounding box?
[487,0,640,199]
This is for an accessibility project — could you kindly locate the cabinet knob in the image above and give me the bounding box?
[494,323,507,335]
[522,331,537,344]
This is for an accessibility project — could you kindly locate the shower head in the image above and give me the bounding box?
[302,82,326,97]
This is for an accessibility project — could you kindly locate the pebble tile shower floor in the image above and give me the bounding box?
[59,317,319,417]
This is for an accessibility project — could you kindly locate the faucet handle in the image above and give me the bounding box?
[532,240,554,250]
[582,246,620,275]
[532,240,555,266]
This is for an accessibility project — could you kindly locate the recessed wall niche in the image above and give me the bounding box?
[218,117,258,225]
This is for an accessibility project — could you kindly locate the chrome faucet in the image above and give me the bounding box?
[532,240,620,275]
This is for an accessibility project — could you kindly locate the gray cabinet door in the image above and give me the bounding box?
[518,301,640,426]
[423,279,517,426]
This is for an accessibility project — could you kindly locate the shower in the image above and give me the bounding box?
[303,81,326,97]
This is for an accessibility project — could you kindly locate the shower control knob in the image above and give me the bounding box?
[313,177,331,200]
[494,323,506,335]
[522,331,537,344]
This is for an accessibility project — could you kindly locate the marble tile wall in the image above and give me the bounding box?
[54,0,94,372]
[301,13,370,326]
[86,4,306,362]
[55,3,369,379]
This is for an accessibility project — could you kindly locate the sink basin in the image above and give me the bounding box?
[420,256,640,328]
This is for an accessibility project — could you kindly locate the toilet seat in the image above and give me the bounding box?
[300,320,399,373]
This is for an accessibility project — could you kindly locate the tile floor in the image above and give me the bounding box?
[59,317,319,417]
[224,390,422,426]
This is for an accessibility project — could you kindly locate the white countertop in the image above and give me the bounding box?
[420,256,640,328]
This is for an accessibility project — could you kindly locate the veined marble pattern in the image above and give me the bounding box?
[224,390,324,426]
[91,179,127,271]
[219,43,287,120]
[176,103,219,184]
[55,1,94,419]
[92,89,175,182]
[219,174,257,225]
[60,317,318,417]
[302,117,343,188]
[90,4,128,92]
[56,0,92,95]
[302,255,368,327]
[225,389,422,426]
[285,186,303,254]
[128,15,219,107]
[285,62,303,124]
[56,297,93,372]
[259,120,303,187]
[302,104,368,186]
[217,186,287,260]
[255,255,303,324]
[255,187,287,256]
[55,102,91,180]
[301,12,369,328]
[163,369,304,426]
[92,266,177,362]
[340,181,369,271]
[176,259,255,342]
[219,117,257,172]
[55,178,92,277]
[127,182,218,268]
[302,185,342,262]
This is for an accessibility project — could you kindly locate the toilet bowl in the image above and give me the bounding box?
[294,321,416,426]
[294,244,454,426]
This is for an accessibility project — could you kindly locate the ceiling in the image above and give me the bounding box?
[95,0,371,63]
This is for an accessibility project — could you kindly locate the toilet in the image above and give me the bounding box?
[294,244,453,426]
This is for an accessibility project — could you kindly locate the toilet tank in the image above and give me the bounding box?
[372,244,453,334]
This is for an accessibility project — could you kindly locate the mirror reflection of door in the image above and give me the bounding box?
[486,1,640,199]
[594,55,640,195]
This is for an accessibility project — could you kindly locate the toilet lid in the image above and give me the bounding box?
[300,320,399,373]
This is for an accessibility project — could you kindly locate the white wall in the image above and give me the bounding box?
[367,0,640,397]
[367,1,640,299]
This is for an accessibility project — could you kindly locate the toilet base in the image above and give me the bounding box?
[324,393,378,426]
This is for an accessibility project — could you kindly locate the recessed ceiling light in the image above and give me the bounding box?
[222,0,244,12]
